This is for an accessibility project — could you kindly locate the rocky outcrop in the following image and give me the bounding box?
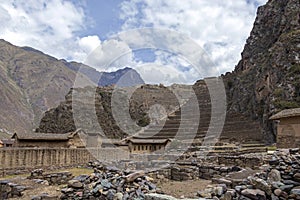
[36,84,183,138]
[224,0,300,142]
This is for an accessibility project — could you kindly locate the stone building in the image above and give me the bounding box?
[126,138,171,154]
[12,129,87,148]
[270,108,300,148]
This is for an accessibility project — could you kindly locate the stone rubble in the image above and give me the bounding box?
[0,180,26,199]
[197,148,300,200]
[59,161,159,199]
[28,169,73,185]
[1,148,300,199]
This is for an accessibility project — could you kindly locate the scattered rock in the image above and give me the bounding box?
[267,169,281,183]
[241,189,266,200]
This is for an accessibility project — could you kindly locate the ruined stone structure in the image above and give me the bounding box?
[270,108,300,148]
[129,78,264,149]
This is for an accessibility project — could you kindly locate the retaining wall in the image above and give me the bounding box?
[0,148,129,172]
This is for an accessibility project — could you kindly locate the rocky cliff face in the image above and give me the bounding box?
[36,84,188,138]
[0,40,143,134]
[224,0,300,142]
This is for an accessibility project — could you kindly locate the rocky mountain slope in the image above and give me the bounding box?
[0,40,143,134]
[224,0,300,141]
[37,0,300,143]
[65,62,144,87]
[36,84,191,138]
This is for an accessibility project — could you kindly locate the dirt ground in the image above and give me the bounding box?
[157,179,213,198]
[4,177,61,199]
[7,178,211,199]
[2,168,212,199]
[1,168,92,200]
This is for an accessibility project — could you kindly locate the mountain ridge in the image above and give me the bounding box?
[0,39,143,134]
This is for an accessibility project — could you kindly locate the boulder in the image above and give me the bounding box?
[273,188,282,196]
[67,180,83,189]
[125,171,145,182]
[267,169,281,183]
[249,177,272,195]
[144,193,178,200]
[241,189,266,200]
[293,173,300,182]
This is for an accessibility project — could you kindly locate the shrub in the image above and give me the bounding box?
[274,100,299,110]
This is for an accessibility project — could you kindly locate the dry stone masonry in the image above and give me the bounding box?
[0,180,26,199]
[28,169,73,185]
[197,149,300,199]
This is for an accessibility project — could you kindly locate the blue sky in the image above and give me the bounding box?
[0,0,267,85]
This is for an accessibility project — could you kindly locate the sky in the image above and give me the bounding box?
[0,0,268,85]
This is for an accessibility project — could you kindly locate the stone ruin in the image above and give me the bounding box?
[0,180,26,199]
[28,169,73,185]
[1,148,300,199]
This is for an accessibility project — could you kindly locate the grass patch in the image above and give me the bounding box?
[49,167,93,176]
[0,173,29,180]
[267,146,277,151]
[0,167,93,180]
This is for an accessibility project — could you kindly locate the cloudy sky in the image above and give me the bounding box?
[0,0,267,84]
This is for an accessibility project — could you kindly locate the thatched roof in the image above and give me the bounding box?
[12,132,70,141]
[126,138,170,144]
[270,108,300,120]
[11,129,87,141]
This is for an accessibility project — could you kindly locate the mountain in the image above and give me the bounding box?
[64,62,144,87]
[36,84,187,138]
[0,39,143,134]
[224,0,300,142]
[36,0,300,143]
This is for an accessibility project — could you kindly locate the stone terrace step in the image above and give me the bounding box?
[131,82,264,143]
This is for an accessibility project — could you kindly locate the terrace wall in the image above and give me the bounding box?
[0,148,129,176]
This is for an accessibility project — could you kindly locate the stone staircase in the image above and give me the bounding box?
[132,78,265,146]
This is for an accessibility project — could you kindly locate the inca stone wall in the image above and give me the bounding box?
[0,148,129,175]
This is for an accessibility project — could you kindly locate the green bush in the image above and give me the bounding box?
[274,100,299,110]
[273,88,284,98]
[289,64,300,74]
[227,80,233,89]
[137,116,150,127]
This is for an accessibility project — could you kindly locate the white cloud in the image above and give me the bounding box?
[0,0,269,85]
[134,57,200,85]
[112,28,220,84]
[84,39,134,70]
[0,0,91,61]
[120,0,268,75]
[78,36,101,53]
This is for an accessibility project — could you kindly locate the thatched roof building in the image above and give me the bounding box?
[12,129,87,148]
[270,108,300,148]
[270,108,300,120]
[125,138,171,153]
[12,132,70,141]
